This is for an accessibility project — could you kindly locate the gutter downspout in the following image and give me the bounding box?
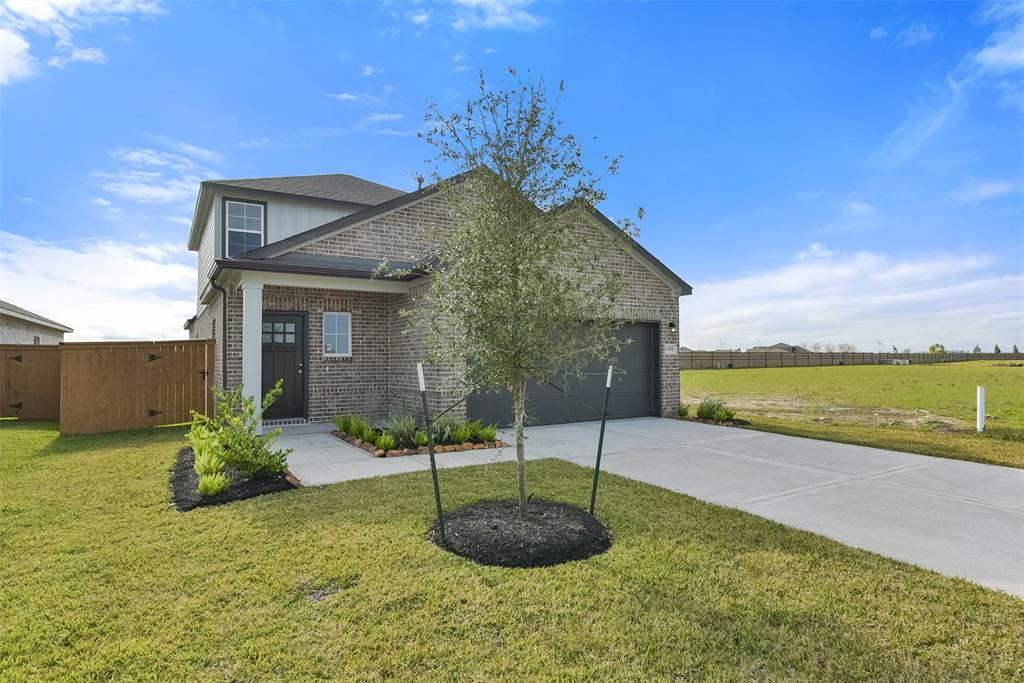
[209,273,229,390]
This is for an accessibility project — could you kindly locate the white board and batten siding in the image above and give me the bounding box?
[195,190,357,296]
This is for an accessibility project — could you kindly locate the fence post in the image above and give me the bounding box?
[589,366,614,516]
[417,363,445,544]
[977,386,985,433]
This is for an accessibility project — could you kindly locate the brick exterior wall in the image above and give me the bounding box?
[193,191,682,423]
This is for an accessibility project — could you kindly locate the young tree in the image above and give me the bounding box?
[973,345,982,353]
[416,71,631,515]
[994,344,1002,354]
[1014,344,1020,354]
[929,343,946,354]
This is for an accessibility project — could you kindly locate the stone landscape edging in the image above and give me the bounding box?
[331,430,508,458]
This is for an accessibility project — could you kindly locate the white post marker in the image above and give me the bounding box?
[417,362,426,392]
[977,386,985,433]
[606,365,614,389]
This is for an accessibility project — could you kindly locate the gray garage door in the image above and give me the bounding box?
[467,323,659,427]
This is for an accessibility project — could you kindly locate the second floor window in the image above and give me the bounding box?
[226,200,264,257]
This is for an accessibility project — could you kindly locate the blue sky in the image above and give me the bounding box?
[1,0,1021,349]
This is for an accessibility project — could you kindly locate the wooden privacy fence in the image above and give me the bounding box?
[60,340,214,435]
[1,345,61,420]
[678,351,1024,370]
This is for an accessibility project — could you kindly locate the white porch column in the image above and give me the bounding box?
[241,281,264,411]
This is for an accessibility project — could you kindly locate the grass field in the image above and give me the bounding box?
[681,360,1024,468]
[2,420,1023,680]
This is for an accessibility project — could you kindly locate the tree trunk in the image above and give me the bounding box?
[512,371,528,515]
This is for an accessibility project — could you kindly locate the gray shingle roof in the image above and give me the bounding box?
[0,299,73,332]
[217,253,425,281]
[206,174,407,206]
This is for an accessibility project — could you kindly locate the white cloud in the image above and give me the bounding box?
[975,1,1024,72]
[680,244,1024,352]
[869,25,888,40]
[329,91,359,102]
[0,0,162,84]
[364,112,403,123]
[94,138,223,204]
[361,64,381,76]
[91,197,111,206]
[0,230,195,340]
[0,28,34,84]
[452,0,545,31]
[408,11,430,26]
[872,76,964,166]
[47,45,104,68]
[843,200,877,216]
[950,179,1017,202]
[896,22,936,47]
[797,242,833,260]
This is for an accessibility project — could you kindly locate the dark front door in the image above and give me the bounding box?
[467,323,659,427]
[261,312,305,420]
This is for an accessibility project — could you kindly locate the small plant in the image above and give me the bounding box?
[193,447,224,477]
[478,423,498,442]
[696,398,726,421]
[412,430,429,447]
[452,421,475,444]
[361,424,378,443]
[381,411,417,448]
[333,415,352,434]
[432,415,462,444]
[197,472,230,497]
[347,416,367,437]
[678,404,690,418]
[375,432,397,451]
[190,379,292,478]
[713,407,736,423]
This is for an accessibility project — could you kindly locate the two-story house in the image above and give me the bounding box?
[185,172,690,428]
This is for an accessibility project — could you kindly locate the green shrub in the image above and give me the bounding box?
[478,423,498,442]
[361,424,378,443]
[193,447,224,477]
[347,416,367,437]
[197,472,230,497]
[678,404,690,418]
[432,415,461,444]
[696,398,726,420]
[333,415,352,433]
[381,411,417,447]
[713,407,736,423]
[452,421,475,444]
[190,379,292,478]
[412,430,429,447]
[375,432,397,451]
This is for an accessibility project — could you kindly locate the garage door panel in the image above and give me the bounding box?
[467,322,658,427]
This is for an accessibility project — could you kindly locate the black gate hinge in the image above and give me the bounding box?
[10,354,23,362]
[147,408,162,417]
[9,402,23,410]
[147,353,161,362]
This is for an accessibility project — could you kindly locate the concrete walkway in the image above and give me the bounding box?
[281,417,1024,597]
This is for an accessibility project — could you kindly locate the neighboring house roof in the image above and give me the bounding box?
[187,173,407,250]
[748,343,810,352]
[209,173,406,206]
[214,253,424,282]
[678,346,694,352]
[0,299,73,333]
[235,171,693,297]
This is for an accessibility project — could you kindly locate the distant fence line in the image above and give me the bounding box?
[679,351,1024,370]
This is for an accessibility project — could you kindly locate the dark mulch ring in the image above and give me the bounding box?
[429,499,612,568]
[170,447,297,512]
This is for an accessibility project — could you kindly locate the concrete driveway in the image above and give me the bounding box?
[281,417,1024,597]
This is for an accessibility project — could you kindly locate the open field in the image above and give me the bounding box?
[681,361,1024,468]
[2,420,1023,680]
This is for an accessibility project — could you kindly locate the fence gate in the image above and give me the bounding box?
[59,340,214,435]
[0,345,61,420]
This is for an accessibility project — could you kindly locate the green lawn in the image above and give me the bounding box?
[681,361,1024,469]
[2,421,1022,681]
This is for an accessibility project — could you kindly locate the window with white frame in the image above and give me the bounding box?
[225,200,264,257]
[323,312,351,356]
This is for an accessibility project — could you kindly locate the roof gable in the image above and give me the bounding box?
[0,299,73,333]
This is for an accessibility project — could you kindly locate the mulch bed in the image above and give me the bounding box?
[673,416,750,427]
[331,430,508,458]
[429,499,612,568]
[170,447,297,512]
